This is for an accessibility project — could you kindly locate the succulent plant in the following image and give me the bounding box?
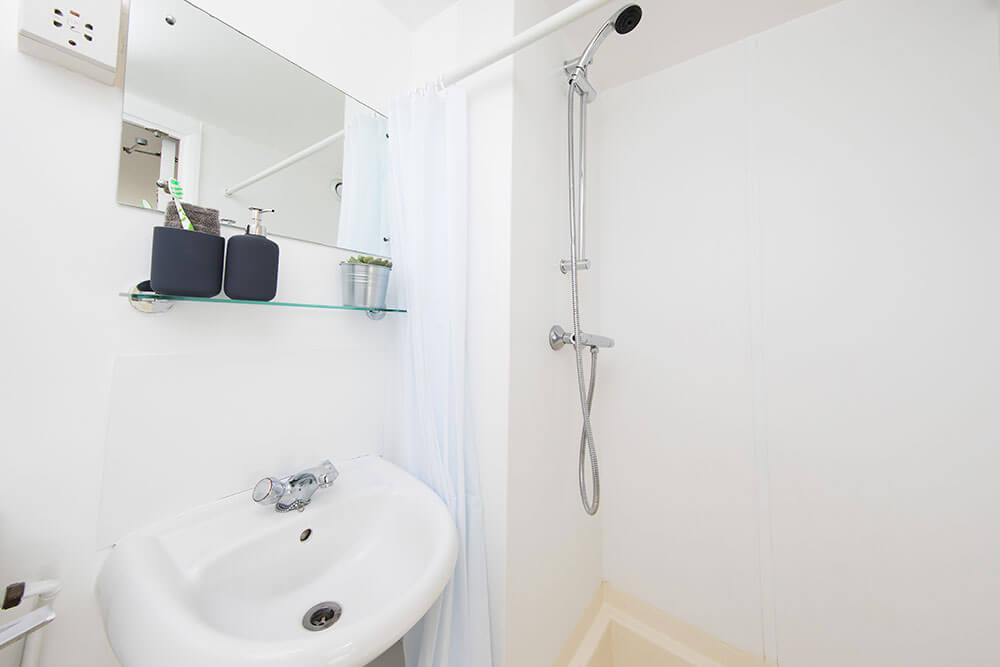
[347,255,392,268]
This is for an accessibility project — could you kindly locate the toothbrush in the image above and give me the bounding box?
[168,178,194,231]
[157,178,194,231]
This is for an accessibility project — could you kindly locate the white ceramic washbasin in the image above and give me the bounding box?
[96,456,457,667]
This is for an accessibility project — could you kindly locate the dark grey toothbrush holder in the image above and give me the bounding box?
[149,226,225,297]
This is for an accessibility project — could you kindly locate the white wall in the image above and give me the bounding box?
[592,38,765,658]
[753,2,1000,664]
[591,0,1000,665]
[0,2,411,666]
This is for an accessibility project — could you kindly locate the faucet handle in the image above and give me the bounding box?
[252,477,287,505]
[315,460,339,488]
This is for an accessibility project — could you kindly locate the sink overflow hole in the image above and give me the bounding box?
[303,602,342,631]
[299,528,312,542]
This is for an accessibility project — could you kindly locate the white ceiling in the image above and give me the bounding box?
[376,0,460,28]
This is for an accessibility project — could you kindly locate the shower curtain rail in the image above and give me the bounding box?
[438,0,614,87]
[223,128,345,197]
[223,0,614,196]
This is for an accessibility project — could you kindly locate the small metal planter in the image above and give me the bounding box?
[340,261,391,310]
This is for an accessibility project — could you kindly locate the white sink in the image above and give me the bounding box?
[97,456,457,667]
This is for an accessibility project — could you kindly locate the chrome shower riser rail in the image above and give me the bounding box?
[565,77,600,516]
[562,77,591,272]
[552,5,640,517]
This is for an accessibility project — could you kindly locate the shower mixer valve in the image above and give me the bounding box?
[549,325,614,350]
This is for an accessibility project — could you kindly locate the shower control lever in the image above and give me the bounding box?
[549,325,614,350]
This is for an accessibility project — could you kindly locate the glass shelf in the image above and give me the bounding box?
[120,291,406,319]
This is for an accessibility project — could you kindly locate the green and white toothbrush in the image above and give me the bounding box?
[157,178,193,231]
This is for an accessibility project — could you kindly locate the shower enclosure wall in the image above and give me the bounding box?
[587,0,1000,665]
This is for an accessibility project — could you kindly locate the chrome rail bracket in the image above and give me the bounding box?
[128,285,174,314]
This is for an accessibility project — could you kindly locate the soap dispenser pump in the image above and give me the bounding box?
[224,207,279,301]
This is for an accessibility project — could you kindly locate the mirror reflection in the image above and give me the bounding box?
[119,0,390,257]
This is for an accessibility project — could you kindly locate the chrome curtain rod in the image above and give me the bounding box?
[223,0,614,197]
[224,128,345,197]
[439,0,613,87]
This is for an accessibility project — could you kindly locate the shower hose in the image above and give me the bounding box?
[567,81,600,516]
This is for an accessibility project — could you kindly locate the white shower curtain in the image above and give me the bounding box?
[337,112,389,254]
[386,87,493,667]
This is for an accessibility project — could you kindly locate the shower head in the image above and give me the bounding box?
[574,4,642,71]
[613,4,642,34]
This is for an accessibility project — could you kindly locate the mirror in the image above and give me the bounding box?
[119,0,390,257]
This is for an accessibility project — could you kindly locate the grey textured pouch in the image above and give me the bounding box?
[165,201,221,236]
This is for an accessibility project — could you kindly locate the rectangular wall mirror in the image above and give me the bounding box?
[119,0,390,258]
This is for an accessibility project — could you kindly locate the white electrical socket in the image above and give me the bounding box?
[18,0,121,85]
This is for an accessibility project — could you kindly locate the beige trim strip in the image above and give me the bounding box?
[553,582,607,667]
[555,583,770,667]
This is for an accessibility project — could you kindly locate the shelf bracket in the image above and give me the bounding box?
[128,285,174,314]
[366,310,386,321]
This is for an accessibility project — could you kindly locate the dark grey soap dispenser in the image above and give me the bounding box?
[224,207,279,301]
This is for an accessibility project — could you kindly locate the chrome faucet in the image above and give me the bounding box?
[252,460,339,512]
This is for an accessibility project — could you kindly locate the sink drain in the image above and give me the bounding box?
[303,602,342,631]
